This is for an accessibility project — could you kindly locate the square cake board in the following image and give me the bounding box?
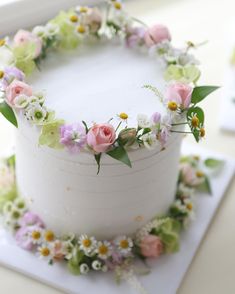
[0,142,234,294]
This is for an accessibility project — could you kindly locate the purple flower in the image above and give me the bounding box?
[2,67,25,90]
[15,225,41,251]
[60,123,87,153]
[126,27,145,48]
[151,112,161,125]
[19,211,44,228]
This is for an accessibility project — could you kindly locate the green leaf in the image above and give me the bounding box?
[94,153,102,175]
[7,155,15,168]
[106,146,132,168]
[67,249,84,276]
[38,119,65,149]
[0,102,18,127]
[204,158,224,169]
[197,175,212,195]
[191,86,219,104]
[164,64,201,84]
[187,106,204,142]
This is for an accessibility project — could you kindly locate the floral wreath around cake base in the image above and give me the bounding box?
[0,155,223,282]
[0,1,219,172]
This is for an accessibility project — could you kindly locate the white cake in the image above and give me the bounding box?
[15,42,183,239]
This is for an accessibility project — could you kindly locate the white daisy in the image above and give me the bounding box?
[96,241,112,260]
[137,114,150,128]
[92,260,102,271]
[29,228,44,245]
[38,243,53,260]
[25,103,47,124]
[80,263,90,274]
[14,94,29,109]
[114,236,133,255]
[140,132,159,150]
[78,235,97,255]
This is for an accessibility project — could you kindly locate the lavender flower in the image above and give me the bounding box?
[2,66,25,89]
[60,123,87,153]
[19,211,44,228]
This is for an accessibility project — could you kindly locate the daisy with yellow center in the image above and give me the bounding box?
[44,230,55,242]
[70,15,79,23]
[0,39,6,47]
[199,127,205,138]
[77,25,86,34]
[0,70,4,79]
[30,229,43,244]
[118,112,129,121]
[167,101,178,111]
[196,170,204,178]
[79,6,88,13]
[78,235,97,255]
[115,236,133,255]
[96,241,112,260]
[188,113,200,129]
[38,244,52,259]
[113,1,122,10]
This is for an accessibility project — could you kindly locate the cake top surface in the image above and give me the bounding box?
[28,41,165,126]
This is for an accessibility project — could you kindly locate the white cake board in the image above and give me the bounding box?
[0,142,234,294]
[219,20,235,132]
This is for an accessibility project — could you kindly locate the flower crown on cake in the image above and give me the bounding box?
[0,0,218,172]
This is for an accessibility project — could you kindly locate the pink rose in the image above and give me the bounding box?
[140,235,163,258]
[87,123,116,153]
[144,24,171,47]
[14,29,42,58]
[84,8,102,33]
[165,83,193,109]
[6,80,32,107]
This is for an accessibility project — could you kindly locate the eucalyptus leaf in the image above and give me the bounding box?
[106,146,132,167]
[0,102,18,127]
[191,86,219,104]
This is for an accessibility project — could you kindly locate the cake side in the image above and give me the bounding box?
[15,119,183,239]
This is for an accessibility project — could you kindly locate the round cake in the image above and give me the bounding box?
[0,0,218,280]
[15,41,183,239]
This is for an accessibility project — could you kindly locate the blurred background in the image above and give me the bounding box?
[0,0,235,293]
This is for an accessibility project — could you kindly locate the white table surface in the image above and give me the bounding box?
[0,0,235,293]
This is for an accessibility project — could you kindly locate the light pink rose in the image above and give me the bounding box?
[5,80,32,107]
[165,83,193,109]
[84,8,102,33]
[180,163,204,186]
[144,24,171,47]
[140,235,163,258]
[14,29,42,58]
[87,123,116,153]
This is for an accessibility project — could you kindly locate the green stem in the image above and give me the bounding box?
[115,121,122,132]
[171,130,193,134]
[131,17,148,28]
[171,122,188,126]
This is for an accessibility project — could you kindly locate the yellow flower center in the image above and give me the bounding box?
[31,231,41,240]
[196,170,204,178]
[79,7,88,13]
[193,155,200,161]
[114,2,122,9]
[82,239,92,248]
[0,70,4,79]
[191,116,199,128]
[77,25,86,34]
[167,101,178,111]
[44,230,55,242]
[99,245,108,255]
[120,240,129,249]
[40,247,50,257]
[70,15,79,23]
[119,112,128,120]
[0,39,5,47]
[186,203,193,210]
[200,127,205,137]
